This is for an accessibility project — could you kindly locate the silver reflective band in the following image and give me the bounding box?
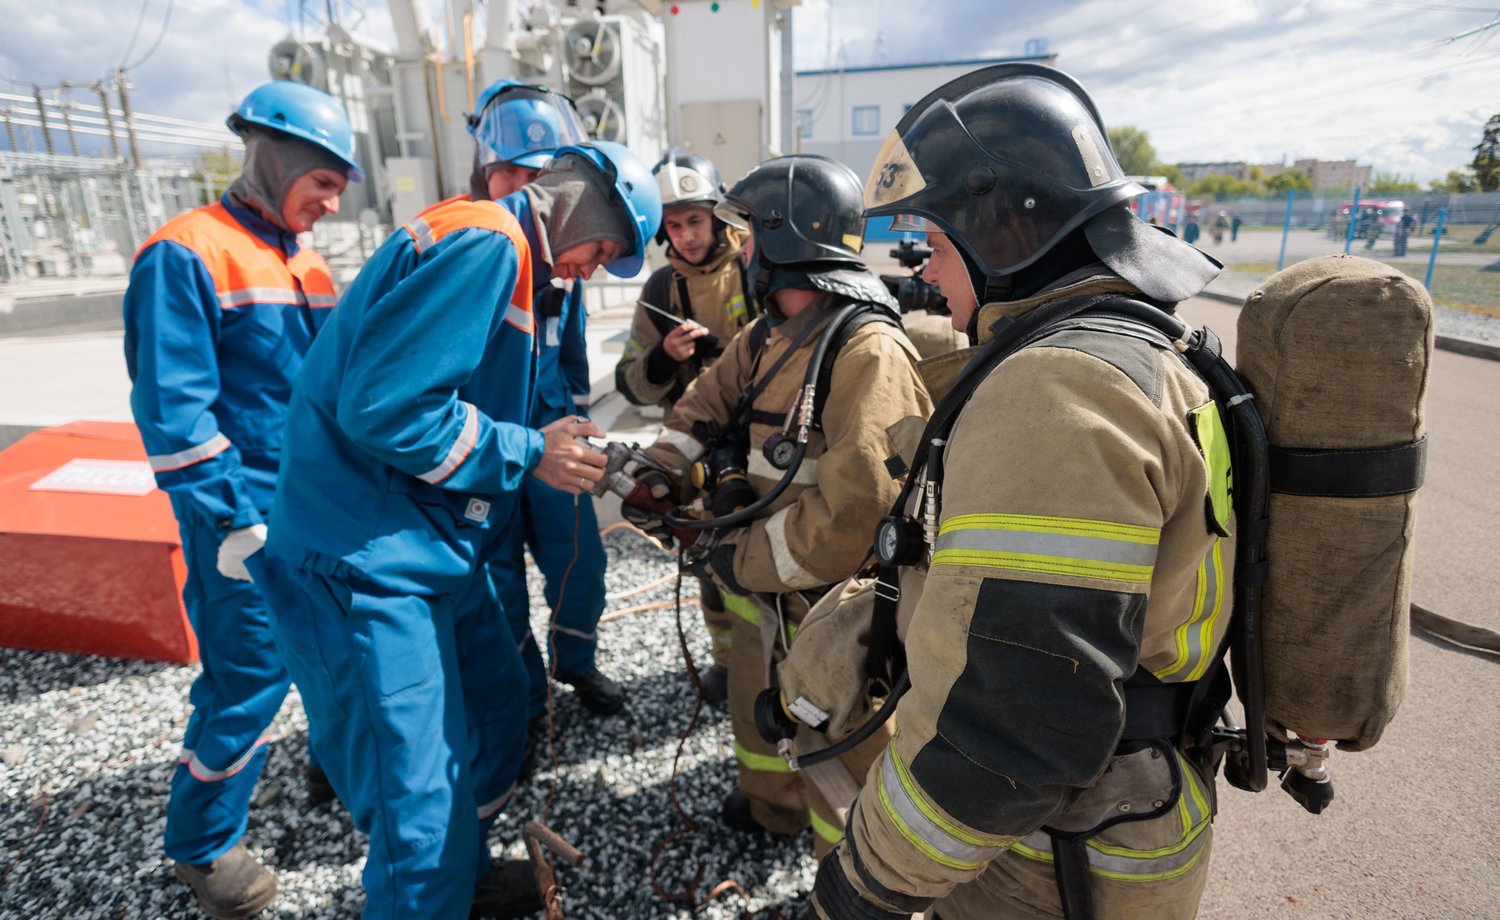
[418,401,479,485]
[148,433,231,472]
[789,696,830,727]
[654,428,705,463]
[179,735,269,783]
[765,507,824,590]
[748,452,818,485]
[305,292,337,308]
[504,301,535,333]
[934,528,1159,568]
[217,287,305,309]
[408,218,437,253]
[879,752,1006,867]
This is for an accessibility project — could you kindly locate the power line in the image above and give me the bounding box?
[122,0,175,72]
[119,0,155,69]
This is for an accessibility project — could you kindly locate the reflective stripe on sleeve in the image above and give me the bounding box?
[417,401,479,485]
[653,428,705,463]
[876,743,1010,871]
[764,506,824,589]
[504,300,535,334]
[932,513,1160,585]
[305,291,337,308]
[408,218,436,253]
[727,292,748,322]
[148,432,232,472]
[1156,537,1227,682]
[216,286,306,309]
[178,735,270,783]
[748,452,818,485]
[572,393,590,407]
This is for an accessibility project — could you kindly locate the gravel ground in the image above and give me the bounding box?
[0,529,814,919]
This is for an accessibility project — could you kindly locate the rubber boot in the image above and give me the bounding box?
[173,843,277,919]
[471,858,544,919]
[554,667,625,715]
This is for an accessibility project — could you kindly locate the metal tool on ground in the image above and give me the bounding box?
[522,820,585,920]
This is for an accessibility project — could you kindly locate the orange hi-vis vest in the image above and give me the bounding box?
[405,195,535,334]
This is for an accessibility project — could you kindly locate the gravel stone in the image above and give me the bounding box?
[0,529,818,918]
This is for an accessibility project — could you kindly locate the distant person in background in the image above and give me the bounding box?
[1231,213,1243,242]
[1394,211,1414,257]
[1212,209,1230,244]
[123,81,362,919]
[1183,215,1201,244]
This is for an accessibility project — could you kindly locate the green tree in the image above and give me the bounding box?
[1188,172,1251,200]
[1265,168,1312,194]
[1107,126,1157,176]
[1472,113,1500,192]
[1428,169,1479,193]
[1155,163,1182,188]
[188,148,242,205]
[1369,171,1421,195]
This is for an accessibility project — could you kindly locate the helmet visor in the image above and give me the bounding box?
[713,197,752,231]
[473,86,588,168]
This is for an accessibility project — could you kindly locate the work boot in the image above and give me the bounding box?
[173,843,277,919]
[699,664,729,705]
[517,716,545,784]
[554,667,625,716]
[721,791,767,835]
[471,857,544,919]
[304,764,337,807]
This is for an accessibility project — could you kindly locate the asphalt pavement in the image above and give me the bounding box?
[1179,296,1500,920]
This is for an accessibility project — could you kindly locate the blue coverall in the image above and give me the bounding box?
[250,196,542,919]
[491,191,608,720]
[123,195,334,866]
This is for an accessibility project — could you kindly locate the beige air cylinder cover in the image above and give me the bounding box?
[1236,254,1433,752]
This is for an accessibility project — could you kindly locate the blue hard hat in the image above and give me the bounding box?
[228,81,364,182]
[468,80,588,170]
[551,141,662,278]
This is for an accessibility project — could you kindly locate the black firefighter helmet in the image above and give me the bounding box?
[863,63,1218,304]
[716,155,895,307]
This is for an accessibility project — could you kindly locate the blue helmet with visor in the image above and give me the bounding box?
[468,80,589,170]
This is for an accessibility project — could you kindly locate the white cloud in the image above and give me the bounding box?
[788,0,1500,182]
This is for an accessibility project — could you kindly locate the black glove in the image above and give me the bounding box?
[811,848,928,920]
[622,470,696,548]
[681,540,747,597]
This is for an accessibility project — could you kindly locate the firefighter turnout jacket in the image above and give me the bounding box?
[615,226,753,407]
[645,292,934,840]
[814,270,1235,920]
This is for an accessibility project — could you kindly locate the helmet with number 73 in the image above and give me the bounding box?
[863,63,1218,304]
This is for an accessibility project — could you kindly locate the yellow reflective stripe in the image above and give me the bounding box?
[1086,821,1210,882]
[722,592,759,625]
[1157,537,1226,682]
[622,338,644,359]
[727,293,747,322]
[733,740,790,773]
[933,513,1160,585]
[876,744,1008,871]
[809,808,844,845]
[722,592,797,642]
[1190,402,1234,536]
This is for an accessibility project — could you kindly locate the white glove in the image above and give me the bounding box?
[216,524,268,581]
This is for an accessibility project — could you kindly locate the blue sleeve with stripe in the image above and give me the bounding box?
[561,283,591,409]
[123,240,262,531]
[334,227,545,494]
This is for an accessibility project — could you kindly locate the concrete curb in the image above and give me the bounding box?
[0,290,125,336]
[1198,289,1500,362]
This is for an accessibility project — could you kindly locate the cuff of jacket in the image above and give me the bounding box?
[644,343,680,385]
[811,847,929,920]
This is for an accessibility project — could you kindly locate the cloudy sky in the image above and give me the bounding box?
[2,0,1495,182]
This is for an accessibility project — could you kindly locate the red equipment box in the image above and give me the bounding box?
[0,421,196,664]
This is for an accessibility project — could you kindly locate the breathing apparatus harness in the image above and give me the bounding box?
[759,293,1339,851]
